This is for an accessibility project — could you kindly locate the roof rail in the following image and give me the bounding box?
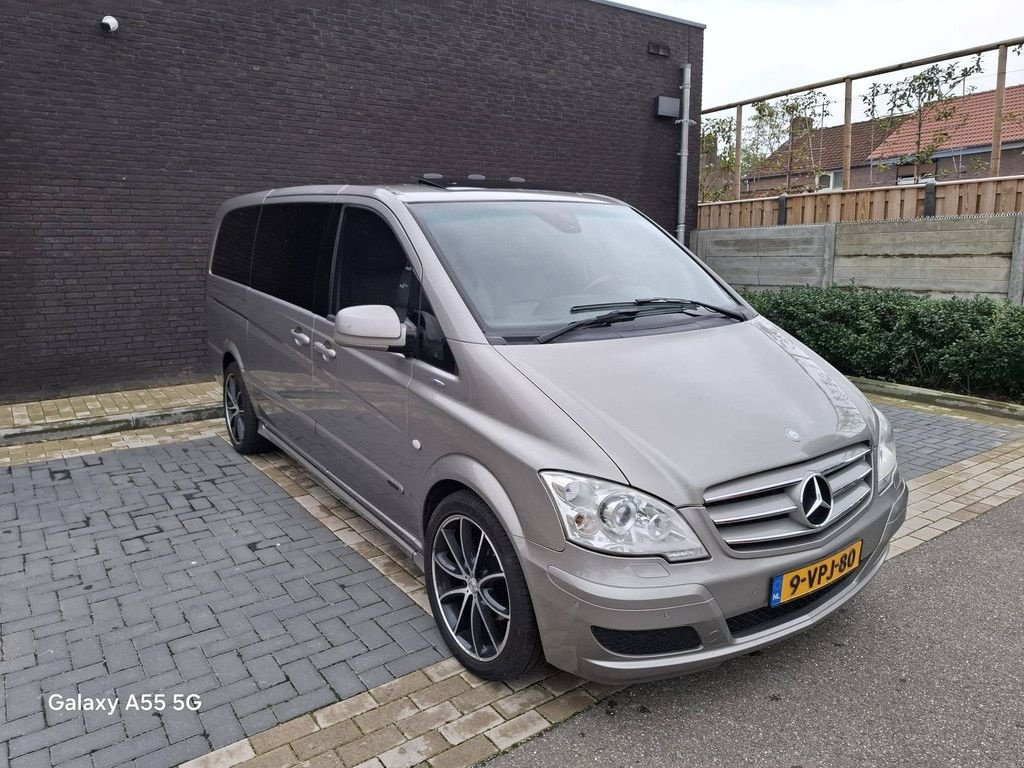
[413,173,575,192]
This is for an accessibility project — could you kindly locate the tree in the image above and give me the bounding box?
[698,116,735,202]
[750,91,832,192]
[863,55,984,182]
[699,91,833,200]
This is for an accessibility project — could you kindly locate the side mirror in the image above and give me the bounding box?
[334,305,407,351]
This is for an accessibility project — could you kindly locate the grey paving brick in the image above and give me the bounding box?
[881,405,1024,479]
[129,733,210,768]
[322,662,367,699]
[10,749,51,768]
[9,717,85,758]
[0,439,448,766]
[50,722,126,764]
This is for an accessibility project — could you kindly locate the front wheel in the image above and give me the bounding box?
[425,491,544,680]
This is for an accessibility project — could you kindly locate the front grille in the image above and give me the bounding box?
[726,574,851,637]
[703,443,873,551]
[591,625,701,656]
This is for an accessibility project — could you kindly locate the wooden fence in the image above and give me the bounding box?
[697,175,1024,230]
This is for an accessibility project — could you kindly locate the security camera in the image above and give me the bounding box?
[100,16,118,32]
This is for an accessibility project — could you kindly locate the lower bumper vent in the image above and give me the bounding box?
[591,625,701,656]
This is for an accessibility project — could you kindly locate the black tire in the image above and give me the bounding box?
[222,362,271,455]
[425,490,544,680]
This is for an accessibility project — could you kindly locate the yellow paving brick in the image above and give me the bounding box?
[336,726,406,768]
[539,672,584,697]
[315,696,380,729]
[409,677,471,710]
[180,740,256,768]
[300,751,347,768]
[439,706,505,746]
[422,658,466,683]
[484,711,548,750]
[451,681,510,714]
[250,715,319,755]
[428,735,499,768]
[292,721,362,761]
[379,732,449,768]
[235,746,297,768]
[355,698,419,734]
[396,702,461,739]
[535,689,596,724]
[371,671,432,706]
[492,685,553,720]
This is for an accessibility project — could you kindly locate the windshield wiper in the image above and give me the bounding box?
[570,297,746,322]
[537,305,695,344]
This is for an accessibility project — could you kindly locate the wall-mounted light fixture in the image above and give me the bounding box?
[100,16,119,32]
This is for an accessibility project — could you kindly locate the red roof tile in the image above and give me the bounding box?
[868,84,1024,160]
[757,118,895,175]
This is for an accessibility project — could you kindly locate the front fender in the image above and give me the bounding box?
[422,454,568,556]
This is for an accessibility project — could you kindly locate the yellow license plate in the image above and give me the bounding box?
[770,540,862,606]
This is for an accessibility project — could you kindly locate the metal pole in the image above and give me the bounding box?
[676,63,692,242]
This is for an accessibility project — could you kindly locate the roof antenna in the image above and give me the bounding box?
[417,173,446,189]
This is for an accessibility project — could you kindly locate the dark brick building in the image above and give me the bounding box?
[0,0,704,403]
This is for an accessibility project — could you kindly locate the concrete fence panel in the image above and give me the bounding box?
[693,214,1024,303]
[833,217,1017,299]
[693,224,834,289]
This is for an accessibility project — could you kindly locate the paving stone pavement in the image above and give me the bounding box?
[0,439,449,768]
[882,404,1024,479]
[3,396,1024,768]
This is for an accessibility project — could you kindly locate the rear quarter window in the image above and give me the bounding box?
[211,206,260,285]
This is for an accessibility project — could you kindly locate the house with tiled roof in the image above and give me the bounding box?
[741,117,897,197]
[867,83,1024,182]
[740,84,1024,198]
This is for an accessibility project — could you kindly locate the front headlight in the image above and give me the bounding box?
[540,471,708,562]
[874,408,898,491]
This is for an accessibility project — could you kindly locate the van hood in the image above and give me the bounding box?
[496,317,875,506]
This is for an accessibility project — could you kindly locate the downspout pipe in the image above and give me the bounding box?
[676,63,692,243]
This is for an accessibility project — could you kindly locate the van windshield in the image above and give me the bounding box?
[410,201,740,339]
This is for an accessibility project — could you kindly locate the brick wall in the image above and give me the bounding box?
[0,0,703,403]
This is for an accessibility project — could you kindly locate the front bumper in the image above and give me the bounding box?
[518,475,908,684]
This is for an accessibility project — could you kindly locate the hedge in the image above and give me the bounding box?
[743,286,1024,404]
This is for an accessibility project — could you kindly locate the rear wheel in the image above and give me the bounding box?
[223,362,270,455]
[425,490,544,680]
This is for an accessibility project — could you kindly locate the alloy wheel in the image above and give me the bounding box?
[224,373,245,444]
[432,514,511,661]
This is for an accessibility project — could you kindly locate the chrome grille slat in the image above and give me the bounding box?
[828,461,871,496]
[707,495,798,525]
[703,442,874,551]
[704,444,871,504]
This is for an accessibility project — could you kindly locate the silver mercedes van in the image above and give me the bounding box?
[205,184,907,684]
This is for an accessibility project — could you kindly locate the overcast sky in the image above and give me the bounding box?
[616,0,1023,124]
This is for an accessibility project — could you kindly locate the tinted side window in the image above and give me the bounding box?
[333,207,456,374]
[211,206,260,285]
[333,208,414,316]
[251,203,334,311]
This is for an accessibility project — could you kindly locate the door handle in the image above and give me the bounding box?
[290,327,311,346]
[313,341,336,360]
